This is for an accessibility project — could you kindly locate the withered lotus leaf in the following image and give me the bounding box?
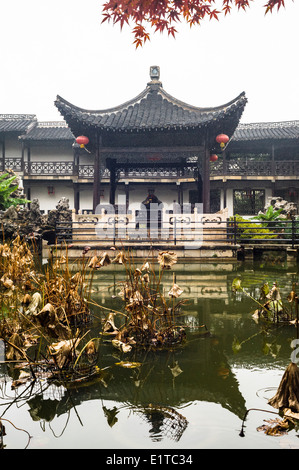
[88,255,99,268]
[48,338,80,368]
[25,292,42,315]
[267,283,281,301]
[115,361,142,368]
[0,275,14,289]
[141,262,150,272]
[33,303,56,326]
[34,303,71,339]
[71,272,83,284]
[268,362,299,412]
[118,283,132,301]
[257,418,290,436]
[85,340,97,357]
[98,252,111,267]
[112,251,127,264]
[6,333,24,361]
[168,284,183,298]
[157,251,177,269]
[103,312,118,334]
[168,361,183,378]
[112,339,132,353]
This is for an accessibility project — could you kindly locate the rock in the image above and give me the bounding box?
[264,196,297,218]
[56,197,70,211]
[3,206,18,220]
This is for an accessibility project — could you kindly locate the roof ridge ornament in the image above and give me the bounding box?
[150,65,160,80]
[148,65,162,89]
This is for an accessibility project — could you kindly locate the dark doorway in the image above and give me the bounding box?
[142,192,163,238]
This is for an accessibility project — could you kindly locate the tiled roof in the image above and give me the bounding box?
[0,114,36,132]
[19,121,74,141]
[233,121,299,141]
[55,79,247,138]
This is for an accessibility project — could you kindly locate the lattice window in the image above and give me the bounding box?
[233,189,265,215]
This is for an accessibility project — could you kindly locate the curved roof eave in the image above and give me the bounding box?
[55,88,246,116]
[55,81,247,134]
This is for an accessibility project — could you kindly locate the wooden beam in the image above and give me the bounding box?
[98,145,204,154]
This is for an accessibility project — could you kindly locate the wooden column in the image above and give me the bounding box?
[27,145,31,171]
[73,144,79,177]
[271,143,276,196]
[108,159,117,206]
[2,136,5,171]
[21,142,25,172]
[93,134,102,212]
[125,182,129,212]
[74,183,80,212]
[223,150,227,209]
[202,141,210,213]
[177,182,183,206]
[196,152,203,204]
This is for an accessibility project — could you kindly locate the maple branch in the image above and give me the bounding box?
[101,0,290,46]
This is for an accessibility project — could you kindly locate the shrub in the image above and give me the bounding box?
[231,214,276,240]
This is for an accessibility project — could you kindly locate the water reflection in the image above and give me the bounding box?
[1,260,299,448]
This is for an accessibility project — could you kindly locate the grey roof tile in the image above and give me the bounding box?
[233,121,299,141]
[0,114,36,133]
[55,79,247,138]
[19,121,74,141]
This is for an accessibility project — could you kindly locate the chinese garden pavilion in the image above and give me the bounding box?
[55,66,247,213]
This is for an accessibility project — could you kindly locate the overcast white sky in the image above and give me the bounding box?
[0,0,298,124]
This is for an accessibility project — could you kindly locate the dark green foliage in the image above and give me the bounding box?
[0,173,30,210]
[231,214,276,240]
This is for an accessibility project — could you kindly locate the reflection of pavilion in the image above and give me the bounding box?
[10,335,247,444]
[55,66,247,215]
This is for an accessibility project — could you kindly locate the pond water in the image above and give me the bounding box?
[1,257,299,450]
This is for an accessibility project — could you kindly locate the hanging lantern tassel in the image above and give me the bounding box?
[76,135,89,148]
[216,134,229,149]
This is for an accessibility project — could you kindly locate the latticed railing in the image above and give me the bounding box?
[275,160,299,176]
[3,158,299,178]
[4,157,22,172]
[77,166,197,179]
[211,159,299,176]
[55,215,299,248]
[24,161,74,175]
[78,164,95,178]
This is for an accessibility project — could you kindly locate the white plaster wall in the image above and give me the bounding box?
[29,182,74,212]
[79,187,94,210]
[79,153,94,165]
[30,143,73,162]
[226,189,234,217]
[265,187,273,203]
[4,135,22,157]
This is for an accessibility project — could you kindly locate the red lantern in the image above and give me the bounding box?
[210,154,218,162]
[216,134,229,149]
[76,135,89,148]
